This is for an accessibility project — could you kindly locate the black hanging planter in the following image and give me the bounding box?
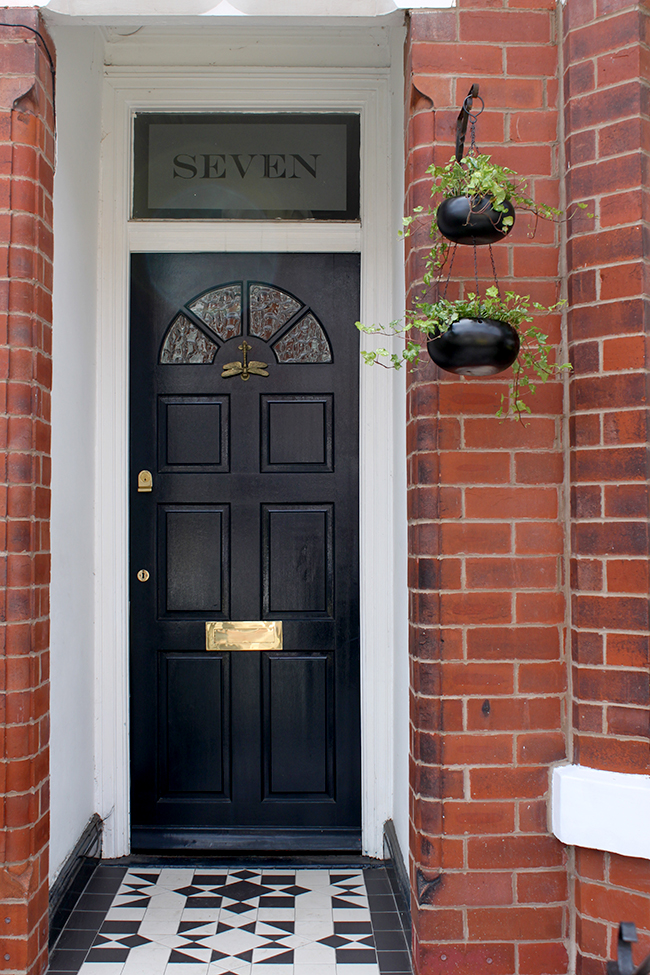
[436,195,516,246]
[427,317,520,376]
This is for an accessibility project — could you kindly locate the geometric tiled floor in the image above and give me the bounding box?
[48,865,412,975]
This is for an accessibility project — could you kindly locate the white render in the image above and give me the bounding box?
[552,764,650,861]
[49,26,104,883]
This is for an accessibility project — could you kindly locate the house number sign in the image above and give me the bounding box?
[132,113,360,220]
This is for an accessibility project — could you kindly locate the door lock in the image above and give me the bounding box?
[137,569,150,582]
[138,470,153,492]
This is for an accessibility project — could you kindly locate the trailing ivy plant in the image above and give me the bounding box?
[358,287,569,419]
[358,150,581,418]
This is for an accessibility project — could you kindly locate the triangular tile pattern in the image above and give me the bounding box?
[76,867,393,974]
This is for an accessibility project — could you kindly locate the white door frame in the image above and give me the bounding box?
[95,65,404,858]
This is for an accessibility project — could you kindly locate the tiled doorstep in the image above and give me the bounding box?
[48,866,412,975]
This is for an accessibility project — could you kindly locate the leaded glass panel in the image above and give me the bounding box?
[187,285,242,341]
[273,314,332,363]
[160,315,218,364]
[249,285,302,341]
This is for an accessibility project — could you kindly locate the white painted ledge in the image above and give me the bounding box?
[34,0,454,12]
[552,764,650,861]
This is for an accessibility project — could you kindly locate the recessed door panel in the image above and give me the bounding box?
[163,506,229,615]
[264,653,332,797]
[159,652,230,797]
[261,395,333,471]
[262,505,333,618]
[130,252,360,850]
[159,395,229,471]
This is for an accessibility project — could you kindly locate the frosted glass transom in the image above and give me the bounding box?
[188,285,242,341]
[160,314,217,364]
[273,313,332,363]
[249,285,302,341]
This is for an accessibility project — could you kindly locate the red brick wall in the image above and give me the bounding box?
[405,4,569,974]
[563,0,650,972]
[0,11,54,975]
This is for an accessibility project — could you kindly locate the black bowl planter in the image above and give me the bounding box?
[427,317,521,376]
[436,195,516,246]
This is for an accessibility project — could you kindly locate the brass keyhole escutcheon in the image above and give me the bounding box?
[137,569,150,582]
[138,470,153,492]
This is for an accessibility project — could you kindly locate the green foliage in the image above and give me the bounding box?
[357,288,570,420]
[428,153,561,223]
[358,151,579,419]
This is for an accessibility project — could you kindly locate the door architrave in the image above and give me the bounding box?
[96,65,404,858]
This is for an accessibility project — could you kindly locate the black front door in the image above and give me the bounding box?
[129,252,361,851]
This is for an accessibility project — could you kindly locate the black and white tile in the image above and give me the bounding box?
[48,866,411,975]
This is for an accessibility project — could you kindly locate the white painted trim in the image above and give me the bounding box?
[552,764,650,861]
[96,63,404,859]
[42,0,451,16]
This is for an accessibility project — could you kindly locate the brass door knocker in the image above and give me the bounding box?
[222,341,269,381]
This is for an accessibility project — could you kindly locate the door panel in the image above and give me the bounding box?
[130,252,360,851]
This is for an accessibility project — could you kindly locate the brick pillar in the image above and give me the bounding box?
[0,11,54,975]
[564,0,650,971]
[405,4,569,974]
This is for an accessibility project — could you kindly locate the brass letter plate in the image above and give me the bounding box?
[206,620,283,652]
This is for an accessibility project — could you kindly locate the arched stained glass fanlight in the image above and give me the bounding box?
[273,313,332,363]
[159,282,332,365]
[160,314,217,364]
[187,284,242,341]
[249,284,302,341]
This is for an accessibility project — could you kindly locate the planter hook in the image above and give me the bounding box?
[455,82,484,162]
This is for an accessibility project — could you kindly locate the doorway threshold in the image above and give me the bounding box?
[47,860,412,975]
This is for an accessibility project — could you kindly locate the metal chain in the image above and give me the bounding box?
[472,240,480,297]
[440,243,457,301]
[488,244,502,299]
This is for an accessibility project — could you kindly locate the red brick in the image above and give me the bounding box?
[517,732,566,765]
[467,627,560,661]
[573,594,649,631]
[574,522,647,556]
[440,662,515,696]
[516,592,565,624]
[467,696,561,731]
[517,870,568,904]
[518,942,569,975]
[577,882,650,931]
[443,801,515,836]
[470,766,549,800]
[606,560,649,594]
[466,557,557,590]
[515,452,563,485]
[430,871,514,907]
[507,45,557,76]
[572,446,646,482]
[468,905,563,941]
[603,484,647,518]
[606,634,648,669]
[440,592,512,626]
[575,667,649,706]
[608,854,650,895]
[607,705,649,739]
[416,942,515,975]
[468,835,564,869]
[441,523,512,555]
[439,451,511,484]
[466,487,558,520]
[443,733,513,767]
[515,522,563,555]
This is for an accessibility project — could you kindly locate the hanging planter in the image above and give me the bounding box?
[426,315,520,376]
[436,195,516,246]
[358,84,579,418]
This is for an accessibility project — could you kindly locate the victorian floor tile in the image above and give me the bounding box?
[48,866,411,975]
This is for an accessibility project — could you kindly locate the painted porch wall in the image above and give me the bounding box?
[49,24,103,882]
